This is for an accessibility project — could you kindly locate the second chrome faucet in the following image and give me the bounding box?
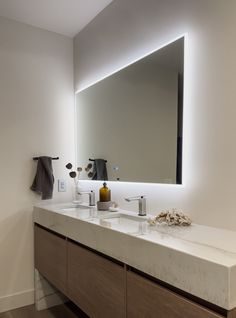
[125,195,147,216]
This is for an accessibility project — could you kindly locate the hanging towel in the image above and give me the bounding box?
[30,156,54,200]
[92,159,108,181]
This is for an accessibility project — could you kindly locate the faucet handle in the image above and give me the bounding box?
[78,190,94,194]
[125,195,146,202]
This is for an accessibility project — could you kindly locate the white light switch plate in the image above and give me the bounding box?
[58,179,66,192]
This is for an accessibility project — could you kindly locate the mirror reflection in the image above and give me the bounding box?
[76,37,184,184]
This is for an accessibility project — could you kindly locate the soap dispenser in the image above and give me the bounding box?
[97,182,112,211]
[99,182,111,202]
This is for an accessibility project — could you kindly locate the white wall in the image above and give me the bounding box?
[74,0,236,231]
[0,17,75,312]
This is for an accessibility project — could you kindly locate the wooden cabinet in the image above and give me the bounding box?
[67,241,126,318]
[228,311,236,318]
[34,224,234,318]
[34,225,67,295]
[127,271,223,318]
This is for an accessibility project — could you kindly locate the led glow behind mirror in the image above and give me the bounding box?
[76,37,184,184]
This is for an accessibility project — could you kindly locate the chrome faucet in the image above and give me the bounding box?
[78,190,95,206]
[124,195,147,216]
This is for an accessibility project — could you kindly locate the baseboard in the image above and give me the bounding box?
[0,289,34,313]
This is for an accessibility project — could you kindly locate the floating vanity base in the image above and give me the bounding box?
[34,224,236,318]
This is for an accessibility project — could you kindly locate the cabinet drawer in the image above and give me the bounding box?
[34,225,67,294]
[127,271,223,318]
[68,241,126,318]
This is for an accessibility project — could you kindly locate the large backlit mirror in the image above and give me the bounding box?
[76,37,184,184]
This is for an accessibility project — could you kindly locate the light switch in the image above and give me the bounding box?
[58,179,66,192]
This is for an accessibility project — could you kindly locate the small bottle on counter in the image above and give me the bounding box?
[99,182,111,202]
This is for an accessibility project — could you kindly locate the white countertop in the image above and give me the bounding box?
[33,202,236,310]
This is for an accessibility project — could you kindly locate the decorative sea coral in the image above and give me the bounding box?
[148,208,192,226]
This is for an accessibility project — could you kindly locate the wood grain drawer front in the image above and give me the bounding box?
[67,241,126,318]
[34,225,67,295]
[127,271,224,318]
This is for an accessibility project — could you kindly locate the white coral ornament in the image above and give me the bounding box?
[148,208,192,226]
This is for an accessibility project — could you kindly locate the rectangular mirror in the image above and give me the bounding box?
[76,37,184,184]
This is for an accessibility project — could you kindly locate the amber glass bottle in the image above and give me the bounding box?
[99,182,111,202]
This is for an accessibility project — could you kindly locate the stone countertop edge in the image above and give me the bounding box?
[33,204,236,310]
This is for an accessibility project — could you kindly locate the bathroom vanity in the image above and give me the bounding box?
[33,203,236,317]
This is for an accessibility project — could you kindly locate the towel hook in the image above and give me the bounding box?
[89,158,107,163]
[33,156,59,161]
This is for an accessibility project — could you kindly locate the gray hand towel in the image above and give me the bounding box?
[30,156,54,200]
[92,159,108,181]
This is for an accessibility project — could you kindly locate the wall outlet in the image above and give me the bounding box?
[58,179,66,192]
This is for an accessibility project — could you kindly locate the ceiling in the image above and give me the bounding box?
[0,0,113,37]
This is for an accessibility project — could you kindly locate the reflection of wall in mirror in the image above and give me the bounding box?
[76,62,178,184]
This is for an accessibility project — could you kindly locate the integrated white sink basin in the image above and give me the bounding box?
[100,212,147,222]
[61,204,91,210]
[59,205,97,220]
[93,213,148,235]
